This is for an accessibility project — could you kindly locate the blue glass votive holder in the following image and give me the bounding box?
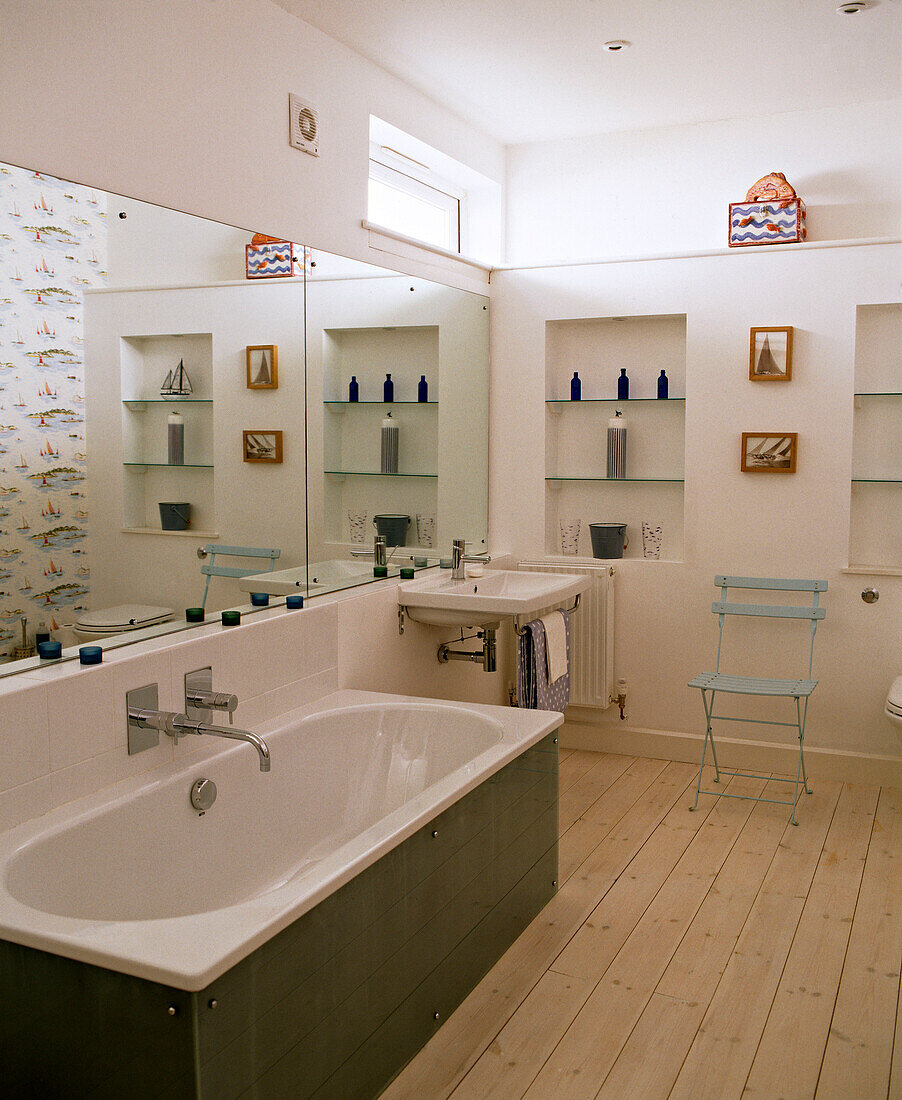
[79,645,102,665]
[286,594,304,610]
[250,592,270,607]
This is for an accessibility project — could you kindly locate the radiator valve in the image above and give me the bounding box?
[615,678,628,721]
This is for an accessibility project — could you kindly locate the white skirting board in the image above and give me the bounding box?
[559,717,902,789]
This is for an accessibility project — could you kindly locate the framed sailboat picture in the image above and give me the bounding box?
[740,432,798,473]
[246,345,279,390]
[749,327,793,381]
[243,430,283,463]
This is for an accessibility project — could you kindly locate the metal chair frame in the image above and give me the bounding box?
[198,544,281,609]
[688,575,827,825]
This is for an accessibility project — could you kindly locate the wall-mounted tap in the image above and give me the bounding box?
[185,667,237,724]
[450,538,491,581]
[126,683,271,771]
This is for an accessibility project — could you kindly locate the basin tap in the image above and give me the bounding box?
[171,714,271,772]
[450,538,492,581]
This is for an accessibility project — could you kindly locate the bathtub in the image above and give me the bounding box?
[0,689,561,1097]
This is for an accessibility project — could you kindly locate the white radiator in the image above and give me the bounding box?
[518,560,615,709]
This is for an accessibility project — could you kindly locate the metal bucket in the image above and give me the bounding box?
[158,502,191,531]
[589,523,628,558]
[373,513,410,547]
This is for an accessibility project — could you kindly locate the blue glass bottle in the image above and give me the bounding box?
[570,371,581,400]
[348,375,359,402]
[617,368,629,400]
[657,369,669,399]
[383,373,394,402]
[418,374,428,402]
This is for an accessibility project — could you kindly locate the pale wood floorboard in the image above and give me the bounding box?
[381,753,902,1100]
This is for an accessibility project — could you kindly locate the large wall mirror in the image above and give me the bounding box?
[0,161,489,677]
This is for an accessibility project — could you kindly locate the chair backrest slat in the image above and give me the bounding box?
[712,574,827,679]
[712,601,826,620]
[714,575,827,592]
[200,544,281,608]
[203,544,280,560]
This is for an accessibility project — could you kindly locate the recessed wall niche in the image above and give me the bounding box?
[849,302,902,572]
[544,314,686,561]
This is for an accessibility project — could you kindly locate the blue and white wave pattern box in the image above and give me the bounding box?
[728,200,807,247]
[245,240,302,279]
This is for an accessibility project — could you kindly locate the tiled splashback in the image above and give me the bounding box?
[0,601,341,833]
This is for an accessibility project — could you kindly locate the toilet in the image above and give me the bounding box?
[886,676,902,732]
[72,603,174,642]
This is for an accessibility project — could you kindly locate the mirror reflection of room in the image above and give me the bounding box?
[0,162,306,663]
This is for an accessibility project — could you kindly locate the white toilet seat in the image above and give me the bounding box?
[73,604,173,639]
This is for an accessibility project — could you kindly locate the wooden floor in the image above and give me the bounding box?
[382,750,902,1100]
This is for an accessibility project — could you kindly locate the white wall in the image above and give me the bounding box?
[505,99,901,265]
[490,242,902,772]
[0,0,503,291]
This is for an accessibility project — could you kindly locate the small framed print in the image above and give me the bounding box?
[246,345,279,389]
[749,327,793,381]
[243,430,283,463]
[740,432,798,473]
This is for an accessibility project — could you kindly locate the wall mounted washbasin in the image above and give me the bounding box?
[398,569,590,628]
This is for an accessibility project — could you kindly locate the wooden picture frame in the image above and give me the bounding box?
[243,430,283,463]
[749,327,793,381]
[246,345,279,389]
[740,432,798,473]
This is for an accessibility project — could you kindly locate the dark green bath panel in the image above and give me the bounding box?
[0,734,558,1099]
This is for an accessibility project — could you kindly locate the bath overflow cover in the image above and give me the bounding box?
[191,778,217,813]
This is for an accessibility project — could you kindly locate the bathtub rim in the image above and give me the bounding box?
[0,689,563,990]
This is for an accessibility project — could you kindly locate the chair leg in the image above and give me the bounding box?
[690,689,718,812]
[790,695,812,826]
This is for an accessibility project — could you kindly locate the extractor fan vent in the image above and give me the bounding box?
[289,94,319,157]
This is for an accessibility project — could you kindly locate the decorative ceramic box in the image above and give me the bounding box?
[729,173,807,247]
[245,235,305,278]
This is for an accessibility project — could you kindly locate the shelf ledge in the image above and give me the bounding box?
[325,470,439,479]
[121,527,220,538]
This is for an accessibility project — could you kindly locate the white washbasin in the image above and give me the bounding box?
[398,569,589,627]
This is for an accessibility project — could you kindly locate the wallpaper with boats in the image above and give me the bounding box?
[0,163,107,650]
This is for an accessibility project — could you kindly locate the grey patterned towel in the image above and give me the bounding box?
[517,610,570,711]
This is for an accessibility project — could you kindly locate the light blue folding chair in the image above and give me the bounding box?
[197,544,281,609]
[688,575,827,825]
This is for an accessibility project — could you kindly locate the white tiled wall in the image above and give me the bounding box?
[0,577,510,834]
[0,601,342,833]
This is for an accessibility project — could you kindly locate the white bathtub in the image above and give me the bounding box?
[0,689,562,991]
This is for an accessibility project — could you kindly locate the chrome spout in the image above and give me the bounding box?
[170,715,271,772]
[450,538,492,581]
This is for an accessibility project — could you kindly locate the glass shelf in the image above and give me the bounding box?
[853,392,902,398]
[851,477,902,484]
[123,399,213,407]
[123,461,214,469]
[546,397,685,404]
[546,475,685,483]
[325,470,438,478]
[324,400,437,405]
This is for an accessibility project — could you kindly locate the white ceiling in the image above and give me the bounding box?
[276,0,901,145]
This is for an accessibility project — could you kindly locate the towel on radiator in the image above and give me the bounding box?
[517,609,570,711]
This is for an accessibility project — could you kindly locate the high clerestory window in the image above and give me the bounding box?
[367,143,463,254]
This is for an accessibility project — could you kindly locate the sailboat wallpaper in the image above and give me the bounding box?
[0,163,105,650]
